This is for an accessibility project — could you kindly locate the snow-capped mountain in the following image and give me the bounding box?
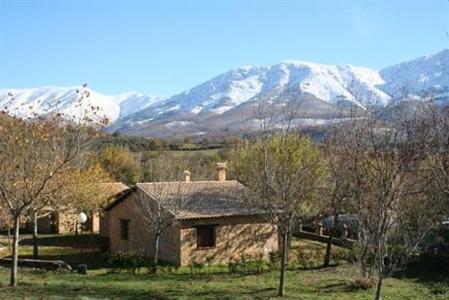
[2,48,449,137]
[107,60,394,136]
[0,86,165,125]
[140,61,390,115]
[380,49,449,101]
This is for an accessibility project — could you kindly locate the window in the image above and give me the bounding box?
[196,225,216,248]
[120,219,130,240]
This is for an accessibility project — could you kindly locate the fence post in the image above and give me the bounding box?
[341,224,348,240]
[316,222,323,236]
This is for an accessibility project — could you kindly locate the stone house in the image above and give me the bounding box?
[98,182,131,236]
[27,210,80,234]
[27,182,129,234]
[105,164,278,266]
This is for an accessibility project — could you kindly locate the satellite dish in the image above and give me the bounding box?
[77,212,88,224]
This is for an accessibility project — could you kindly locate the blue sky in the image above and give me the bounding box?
[1,0,448,95]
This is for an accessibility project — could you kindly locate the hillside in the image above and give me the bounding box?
[2,49,448,137]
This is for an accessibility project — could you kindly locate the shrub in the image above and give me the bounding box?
[227,253,267,275]
[228,257,239,274]
[332,246,354,264]
[268,251,280,271]
[189,260,205,276]
[249,253,265,274]
[352,278,374,290]
[104,252,150,274]
[158,265,179,274]
[293,247,322,269]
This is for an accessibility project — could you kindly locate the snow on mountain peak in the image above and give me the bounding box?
[0,86,166,125]
[149,60,389,117]
[2,48,449,137]
[380,48,449,99]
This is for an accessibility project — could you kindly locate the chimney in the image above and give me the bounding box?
[183,170,191,183]
[216,162,227,181]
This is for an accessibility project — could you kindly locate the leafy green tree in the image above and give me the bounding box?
[98,145,139,184]
[231,133,325,297]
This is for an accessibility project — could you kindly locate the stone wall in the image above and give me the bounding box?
[91,212,100,233]
[99,212,109,237]
[57,212,77,233]
[24,211,73,234]
[24,210,103,235]
[107,191,278,267]
[179,216,278,266]
[108,191,181,264]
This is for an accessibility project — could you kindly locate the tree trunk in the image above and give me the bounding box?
[323,214,338,267]
[10,216,20,287]
[374,237,384,300]
[360,246,369,278]
[358,229,369,278]
[32,210,39,259]
[152,233,160,273]
[278,231,289,297]
[154,233,160,265]
[374,272,383,300]
[323,234,333,267]
[7,220,11,252]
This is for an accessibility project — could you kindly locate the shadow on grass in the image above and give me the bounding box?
[315,281,360,294]
[19,234,108,248]
[190,287,277,300]
[393,254,449,296]
[293,263,342,271]
[1,281,175,300]
[141,269,273,283]
[395,254,449,283]
[16,234,109,270]
[2,272,278,300]
[19,250,107,270]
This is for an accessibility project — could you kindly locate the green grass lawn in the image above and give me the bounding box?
[0,234,447,299]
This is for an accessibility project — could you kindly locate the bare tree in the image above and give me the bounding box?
[26,162,111,259]
[0,87,103,286]
[335,104,442,300]
[134,154,191,271]
[424,105,449,212]
[320,136,353,267]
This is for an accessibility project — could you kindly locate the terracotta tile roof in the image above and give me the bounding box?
[98,182,131,209]
[41,182,130,213]
[99,182,130,199]
[136,181,262,220]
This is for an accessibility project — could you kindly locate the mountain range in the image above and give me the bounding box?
[1,49,448,137]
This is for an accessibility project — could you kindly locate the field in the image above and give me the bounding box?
[161,148,222,158]
[0,234,448,299]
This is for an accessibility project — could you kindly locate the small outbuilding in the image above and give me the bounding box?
[105,164,278,266]
[26,182,130,235]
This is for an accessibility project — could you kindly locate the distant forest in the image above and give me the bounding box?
[93,127,329,152]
